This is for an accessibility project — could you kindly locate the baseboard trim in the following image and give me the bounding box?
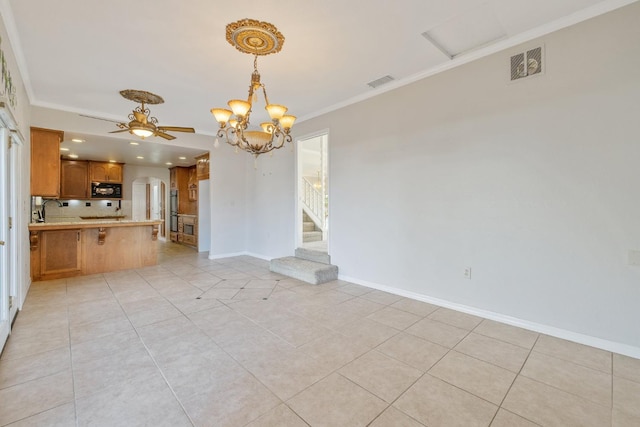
[208,251,273,261]
[339,273,640,359]
[207,251,247,260]
[244,252,272,261]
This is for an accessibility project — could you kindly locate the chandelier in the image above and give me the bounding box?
[211,19,296,158]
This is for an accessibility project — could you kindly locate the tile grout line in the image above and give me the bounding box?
[65,277,80,427]
[488,332,542,426]
[107,270,197,427]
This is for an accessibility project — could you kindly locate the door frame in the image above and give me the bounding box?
[0,127,9,350]
[294,129,330,251]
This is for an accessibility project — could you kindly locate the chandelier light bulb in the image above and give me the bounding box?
[279,115,296,130]
[228,100,251,117]
[265,104,287,120]
[211,108,233,125]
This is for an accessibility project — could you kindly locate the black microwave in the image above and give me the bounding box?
[91,182,122,199]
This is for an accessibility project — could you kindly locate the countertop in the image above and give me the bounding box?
[28,219,163,231]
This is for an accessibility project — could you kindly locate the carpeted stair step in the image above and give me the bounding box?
[303,221,316,232]
[295,247,331,264]
[270,256,338,285]
[303,231,322,243]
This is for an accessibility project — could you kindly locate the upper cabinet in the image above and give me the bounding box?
[170,167,177,190]
[195,153,209,180]
[31,127,64,197]
[60,160,89,199]
[170,166,197,214]
[187,166,197,202]
[89,161,123,183]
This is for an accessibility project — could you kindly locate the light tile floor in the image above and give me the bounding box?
[1,242,639,426]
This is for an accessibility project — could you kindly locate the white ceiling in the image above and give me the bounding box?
[3,0,634,167]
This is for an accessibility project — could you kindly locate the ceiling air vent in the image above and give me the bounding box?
[367,75,395,89]
[510,46,543,81]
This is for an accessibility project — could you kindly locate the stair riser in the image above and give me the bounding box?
[270,256,338,285]
[295,247,331,264]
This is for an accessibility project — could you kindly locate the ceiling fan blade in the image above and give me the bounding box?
[156,131,176,140]
[108,129,131,134]
[157,126,195,133]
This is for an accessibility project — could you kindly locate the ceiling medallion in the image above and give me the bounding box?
[211,19,296,160]
[119,89,164,105]
[226,18,284,56]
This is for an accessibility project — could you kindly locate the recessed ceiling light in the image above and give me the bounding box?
[129,142,139,146]
[165,162,172,165]
[178,156,187,160]
[71,138,85,143]
[136,156,144,159]
[60,147,70,152]
[68,154,79,159]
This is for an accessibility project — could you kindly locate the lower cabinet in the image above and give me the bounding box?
[175,215,197,248]
[30,222,162,281]
[40,229,82,276]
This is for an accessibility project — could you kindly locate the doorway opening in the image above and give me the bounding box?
[132,177,167,239]
[296,131,329,253]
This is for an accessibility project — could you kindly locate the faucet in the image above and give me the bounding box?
[41,199,63,222]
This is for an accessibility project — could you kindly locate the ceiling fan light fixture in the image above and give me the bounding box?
[130,127,154,138]
[111,90,195,140]
[211,19,296,158]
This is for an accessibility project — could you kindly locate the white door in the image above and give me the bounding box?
[0,128,10,350]
[132,182,147,221]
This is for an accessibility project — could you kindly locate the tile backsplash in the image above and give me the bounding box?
[34,199,132,223]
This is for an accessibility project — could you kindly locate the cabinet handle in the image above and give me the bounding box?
[77,232,80,241]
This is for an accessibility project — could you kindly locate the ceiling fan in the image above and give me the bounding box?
[110,89,195,140]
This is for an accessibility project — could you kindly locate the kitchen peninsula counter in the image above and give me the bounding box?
[29,220,163,281]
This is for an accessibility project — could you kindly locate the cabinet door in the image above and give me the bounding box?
[195,153,209,180]
[106,163,123,183]
[187,166,198,201]
[170,168,177,190]
[31,127,63,197]
[40,230,81,275]
[60,160,89,198]
[90,162,108,182]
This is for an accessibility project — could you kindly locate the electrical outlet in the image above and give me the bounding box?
[464,267,472,279]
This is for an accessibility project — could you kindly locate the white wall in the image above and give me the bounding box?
[245,150,296,260]
[198,179,210,252]
[208,149,248,257]
[246,3,640,353]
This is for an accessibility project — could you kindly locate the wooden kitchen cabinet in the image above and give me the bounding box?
[170,166,197,214]
[89,161,123,183]
[40,229,82,276]
[170,167,177,190]
[30,127,64,197]
[60,160,89,199]
[188,166,198,202]
[195,152,209,180]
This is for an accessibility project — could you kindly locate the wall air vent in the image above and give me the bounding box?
[367,75,395,89]
[510,46,543,81]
